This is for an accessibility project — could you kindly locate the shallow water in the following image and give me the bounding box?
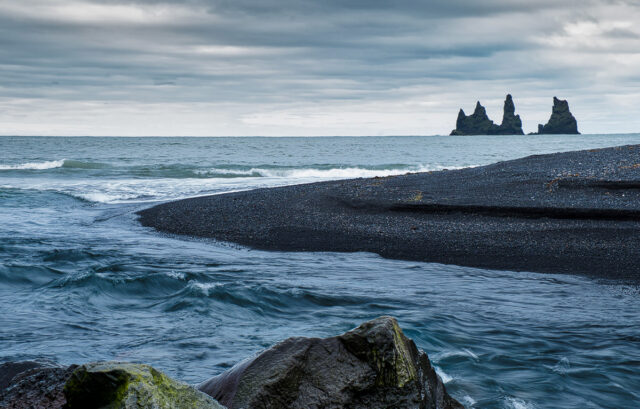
[1,135,640,408]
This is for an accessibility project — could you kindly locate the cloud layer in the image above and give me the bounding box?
[1,0,639,135]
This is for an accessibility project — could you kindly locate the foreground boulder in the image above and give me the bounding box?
[63,362,224,409]
[199,316,463,409]
[536,97,580,134]
[1,361,224,409]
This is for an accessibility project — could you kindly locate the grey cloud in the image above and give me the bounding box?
[0,0,639,135]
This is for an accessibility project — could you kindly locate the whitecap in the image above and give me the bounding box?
[462,395,476,407]
[543,357,571,374]
[433,365,453,384]
[0,159,65,170]
[188,281,221,296]
[504,397,537,409]
[196,164,476,180]
[165,271,186,280]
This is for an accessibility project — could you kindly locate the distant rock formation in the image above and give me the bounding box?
[536,97,580,134]
[450,101,498,136]
[450,94,523,135]
[497,94,524,135]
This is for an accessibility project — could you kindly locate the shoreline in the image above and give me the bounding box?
[138,145,640,281]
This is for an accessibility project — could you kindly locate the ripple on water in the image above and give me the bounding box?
[2,136,640,408]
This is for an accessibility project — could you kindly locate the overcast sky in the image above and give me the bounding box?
[1,0,639,136]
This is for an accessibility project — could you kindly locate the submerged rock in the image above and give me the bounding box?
[63,362,224,409]
[199,316,463,409]
[450,95,523,135]
[536,97,580,134]
[0,362,76,409]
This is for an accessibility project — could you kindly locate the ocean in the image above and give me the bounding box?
[1,134,639,408]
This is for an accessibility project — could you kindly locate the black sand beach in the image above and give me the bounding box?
[138,145,640,281]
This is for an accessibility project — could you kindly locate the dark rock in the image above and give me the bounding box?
[495,94,524,135]
[0,363,76,409]
[0,361,45,390]
[450,101,499,135]
[536,97,580,134]
[450,95,523,135]
[63,362,224,409]
[199,316,463,409]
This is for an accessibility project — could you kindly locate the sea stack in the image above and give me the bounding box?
[450,95,523,135]
[536,97,580,134]
[450,101,499,135]
[496,94,524,135]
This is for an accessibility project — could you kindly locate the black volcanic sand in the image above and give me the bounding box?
[139,145,640,280]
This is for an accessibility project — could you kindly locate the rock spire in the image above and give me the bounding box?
[450,94,523,135]
[536,97,580,134]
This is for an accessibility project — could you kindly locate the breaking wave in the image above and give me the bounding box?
[0,159,108,171]
[0,159,66,170]
[195,164,467,179]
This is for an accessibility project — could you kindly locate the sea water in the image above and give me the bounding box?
[1,135,639,408]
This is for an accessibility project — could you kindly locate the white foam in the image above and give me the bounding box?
[433,348,479,361]
[434,366,453,384]
[197,164,472,180]
[504,397,537,409]
[165,271,186,280]
[1,163,478,204]
[0,159,65,170]
[188,281,221,296]
[462,395,477,407]
[463,348,479,360]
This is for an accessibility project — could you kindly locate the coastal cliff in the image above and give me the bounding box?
[450,95,523,135]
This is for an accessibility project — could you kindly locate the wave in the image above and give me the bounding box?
[434,365,453,384]
[504,397,537,409]
[0,159,66,170]
[0,159,108,171]
[0,158,472,181]
[195,164,464,180]
[1,163,475,204]
[61,160,109,169]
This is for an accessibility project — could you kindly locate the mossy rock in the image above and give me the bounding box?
[63,362,225,409]
[199,316,463,409]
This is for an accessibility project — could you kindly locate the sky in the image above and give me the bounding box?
[1,0,639,136]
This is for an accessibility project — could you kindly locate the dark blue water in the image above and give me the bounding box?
[1,135,640,409]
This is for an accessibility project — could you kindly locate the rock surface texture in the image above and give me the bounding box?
[0,362,77,409]
[199,316,463,409]
[536,97,580,134]
[63,362,224,409]
[1,361,225,409]
[450,95,523,135]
